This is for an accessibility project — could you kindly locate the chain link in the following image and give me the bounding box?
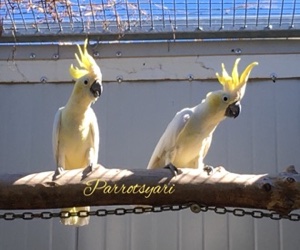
[0,203,299,222]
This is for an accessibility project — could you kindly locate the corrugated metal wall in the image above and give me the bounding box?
[0,40,300,250]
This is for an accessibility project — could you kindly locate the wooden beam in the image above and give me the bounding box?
[0,165,299,215]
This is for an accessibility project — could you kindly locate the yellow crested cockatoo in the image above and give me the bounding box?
[147,58,258,173]
[52,40,102,226]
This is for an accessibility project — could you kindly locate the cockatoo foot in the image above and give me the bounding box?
[164,163,179,176]
[203,165,214,175]
[52,167,64,180]
[82,164,94,179]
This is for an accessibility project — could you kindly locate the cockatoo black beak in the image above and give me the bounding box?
[225,101,241,118]
[90,80,103,98]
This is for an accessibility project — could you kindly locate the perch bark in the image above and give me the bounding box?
[0,165,299,215]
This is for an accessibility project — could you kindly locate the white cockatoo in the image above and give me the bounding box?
[52,39,102,226]
[147,58,258,173]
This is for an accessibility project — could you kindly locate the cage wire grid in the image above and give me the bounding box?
[0,0,300,43]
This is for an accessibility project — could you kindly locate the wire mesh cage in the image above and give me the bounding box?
[1,0,300,43]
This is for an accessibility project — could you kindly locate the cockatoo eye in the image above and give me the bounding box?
[84,79,89,85]
[223,95,229,102]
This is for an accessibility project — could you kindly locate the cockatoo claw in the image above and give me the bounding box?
[203,165,214,175]
[52,167,64,180]
[164,163,179,176]
[82,164,93,179]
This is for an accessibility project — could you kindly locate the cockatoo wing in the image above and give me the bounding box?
[188,132,213,169]
[89,109,99,164]
[147,107,194,169]
[52,107,64,167]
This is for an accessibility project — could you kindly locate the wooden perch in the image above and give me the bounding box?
[0,165,299,215]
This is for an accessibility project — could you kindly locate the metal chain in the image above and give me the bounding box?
[0,204,190,221]
[0,203,299,221]
[189,203,300,222]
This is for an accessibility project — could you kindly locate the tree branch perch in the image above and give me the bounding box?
[0,165,299,215]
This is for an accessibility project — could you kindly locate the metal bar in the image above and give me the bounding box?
[101,0,107,28]
[88,0,96,30]
[16,1,27,31]
[76,0,85,31]
[161,0,165,28]
[149,0,154,29]
[1,40,300,60]
[256,0,260,26]
[67,0,75,30]
[125,0,131,30]
[244,0,248,28]
[185,0,188,27]
[233,0,236,27]
[267,0,272,28]
[41,0,51,32]
[137,0,142,28]
[173,0,176,29]
[28,0,40,32]
[112,1,121,31]
[279,0,285,27]
[5,0,17,31]
[197,0,200,29]
[53,0,63,32]
[291,0,297,28]
[2,28,300,44]
[209,0,212,27]
[220,0,224,29]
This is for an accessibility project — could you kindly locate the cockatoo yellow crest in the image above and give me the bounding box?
[69,39,102,80]
[216,58,258,100]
